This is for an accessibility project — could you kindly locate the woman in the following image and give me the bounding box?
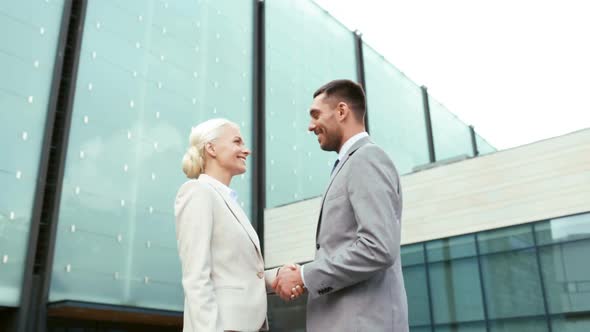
[175,118,283,331]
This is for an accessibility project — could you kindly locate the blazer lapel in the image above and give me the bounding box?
[315,137,371,240]
[205,182,263,258]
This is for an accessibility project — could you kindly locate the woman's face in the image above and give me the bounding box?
[211,125,250,176]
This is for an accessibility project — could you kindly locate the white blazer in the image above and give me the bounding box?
[174,175,277,331]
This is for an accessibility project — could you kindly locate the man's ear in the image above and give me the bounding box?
[205,142,216,158]
[337,102,349,120]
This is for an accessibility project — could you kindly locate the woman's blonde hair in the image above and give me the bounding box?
[181,118,238,178]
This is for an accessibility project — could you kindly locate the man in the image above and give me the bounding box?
[273,79,409,331]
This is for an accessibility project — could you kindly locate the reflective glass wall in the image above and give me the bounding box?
[429,95,474,161]
[476,132,496,156]
[0,0,65,306]
[49,0,253,311]
[268,212,590,332]
[363,43,430,175]
[265,0,357,208]
[401,212,590,332]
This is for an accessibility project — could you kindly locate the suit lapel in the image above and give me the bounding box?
[315,137,371,240]
[204,181,263,258]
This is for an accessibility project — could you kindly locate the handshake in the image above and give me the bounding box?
[271,263,306,302]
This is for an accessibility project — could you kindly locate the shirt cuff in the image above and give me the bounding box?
[300,265,306,286]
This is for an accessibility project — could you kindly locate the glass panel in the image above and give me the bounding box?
[363,43,429,175]
[402,243,425,266]
[49,0,253,311]
[427,235,477,263]
[410,326,433,332]
[267,294,307,332]
[429,95,473,161]
[0,0,65,306]
[539,240,590,315]
[265,0,357,207]
[434,321,487,332]
[535,213,590,245]
[405,264,431,326]
[551,315,590,332]
[475,132,496,156]
[477,224,534,255]
[429,258,485,324]
[489,317,548,332]
[480,249,545,319]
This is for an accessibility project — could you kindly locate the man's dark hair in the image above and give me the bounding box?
[313,79,366,122]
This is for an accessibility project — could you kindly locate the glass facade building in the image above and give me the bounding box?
[3,1,585,332]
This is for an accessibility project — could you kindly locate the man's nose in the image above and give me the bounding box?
[243,148,251,156]
[308,121,316,132]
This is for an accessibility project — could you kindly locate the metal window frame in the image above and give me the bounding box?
[422,242,436,332]
[16,1,88,331]
[474,233,491,332]
[252,0,266,255]
[421,86,436,163]
[354,31,369,133]
[532,223,554,332]
[469,125,479,157]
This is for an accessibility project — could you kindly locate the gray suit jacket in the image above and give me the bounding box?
[303,137,409,332]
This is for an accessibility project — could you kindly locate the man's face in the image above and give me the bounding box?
[308,93,342,152]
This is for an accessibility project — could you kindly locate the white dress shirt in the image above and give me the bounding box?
[198,173,239,203]
[337,131,369,162]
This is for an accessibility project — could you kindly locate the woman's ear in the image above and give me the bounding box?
[205,142,216,158]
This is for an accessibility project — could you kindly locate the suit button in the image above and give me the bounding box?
[316,244,320,250]
[257,271,264,279]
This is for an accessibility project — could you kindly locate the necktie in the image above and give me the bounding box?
[331,159,340,175]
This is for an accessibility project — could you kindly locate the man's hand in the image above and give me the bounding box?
[272,264,305,302]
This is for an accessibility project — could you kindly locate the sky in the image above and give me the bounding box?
[314,0,590,150]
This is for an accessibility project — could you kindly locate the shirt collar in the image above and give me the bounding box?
[337,131,369,161]
[198,174,239,202]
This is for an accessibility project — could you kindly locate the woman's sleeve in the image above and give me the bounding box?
[264,268,279,293]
